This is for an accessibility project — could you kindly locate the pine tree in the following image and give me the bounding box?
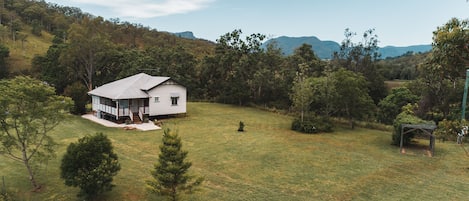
[147,129,203,201]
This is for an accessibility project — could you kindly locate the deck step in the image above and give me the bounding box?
[133,113,142,124]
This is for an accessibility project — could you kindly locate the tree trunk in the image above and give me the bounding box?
[22,150,39,190]
[300,110,304,122]
[257,85,262,101]
[345,104,354,129]
[170,186,177,201]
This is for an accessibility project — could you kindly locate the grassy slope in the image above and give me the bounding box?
[1,102,469,200]
[3,28,53,73]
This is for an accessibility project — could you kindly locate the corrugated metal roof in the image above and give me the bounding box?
[140,76,171,91]
[88,73,170,99]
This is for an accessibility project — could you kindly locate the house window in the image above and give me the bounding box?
[154,96,160,103]
[171,97,179,106]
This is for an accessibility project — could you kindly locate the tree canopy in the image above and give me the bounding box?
[60,133,121,198]
[0,76,72,190]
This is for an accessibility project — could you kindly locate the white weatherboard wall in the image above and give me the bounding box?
[147,83,186,116]
[91,95,100,112]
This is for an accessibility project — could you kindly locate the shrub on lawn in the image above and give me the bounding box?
[434,119,466,142]
[238,121,245,132]
[0,188,17,201]
[60,133,121,199]
[291,115,333,134]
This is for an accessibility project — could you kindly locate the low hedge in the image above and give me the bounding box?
[291,115,333,134]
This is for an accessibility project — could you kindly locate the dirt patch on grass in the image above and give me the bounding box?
[400,143,433,157]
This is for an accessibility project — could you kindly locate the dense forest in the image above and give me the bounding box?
[0,0,468,133]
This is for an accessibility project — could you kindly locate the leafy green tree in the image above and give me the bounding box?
[200,29,265,105]
[63,81,89,115]
[290,63,314,122]
[10,18,22,41]
[251,42,289,106]
[0,76,72,190]
[60,133,121,198]
[431,18,469,81]
[409,18,469,121]
[308,68,338,117]
[331,68,375,128]
[0,25,9,42]
[378,87,420,124]
[22,3,46,23]
[332,28,387,104]
[147,129,203,201]
[60,16,115,91]
[434,119,465,142]
[32,37,71,94]
[31,19,42,36]
[140,46,199,98]
[287,43,323,77]
[411,65,463,121]
[0,43,9,79]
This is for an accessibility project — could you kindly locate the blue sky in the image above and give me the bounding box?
[46,0,468,47]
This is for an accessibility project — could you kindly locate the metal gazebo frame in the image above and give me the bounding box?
[400,124,437,157]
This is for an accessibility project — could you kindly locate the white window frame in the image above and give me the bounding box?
[171,96,179,106]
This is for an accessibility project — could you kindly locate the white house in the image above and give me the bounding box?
[88,73,186,123]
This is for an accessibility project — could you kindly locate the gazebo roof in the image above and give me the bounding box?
[401,124,437,131]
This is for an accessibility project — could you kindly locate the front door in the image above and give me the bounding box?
[130,99,139,114]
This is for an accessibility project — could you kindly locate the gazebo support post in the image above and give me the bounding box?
[399,124,437,156]
[400,126,404,154]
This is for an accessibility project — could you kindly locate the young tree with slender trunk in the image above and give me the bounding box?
[0,76,72,190]
[290,63,314,122]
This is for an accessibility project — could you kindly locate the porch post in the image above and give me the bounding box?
[116,100,119,120]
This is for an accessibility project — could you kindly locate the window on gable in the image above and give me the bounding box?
[171,97,179,106]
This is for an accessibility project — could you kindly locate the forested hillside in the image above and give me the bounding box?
[1,0,468,132]
[377,51,430,80]
[0,0,215,77]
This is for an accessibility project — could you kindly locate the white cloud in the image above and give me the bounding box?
[67,0,215,18]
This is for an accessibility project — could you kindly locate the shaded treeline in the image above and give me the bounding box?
[4,0,465,129]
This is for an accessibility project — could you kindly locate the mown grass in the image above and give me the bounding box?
[1,102,469,200]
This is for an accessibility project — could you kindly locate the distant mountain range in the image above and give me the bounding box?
[262,36,432,59]
[172,32,432,59]
[262,36,339,59]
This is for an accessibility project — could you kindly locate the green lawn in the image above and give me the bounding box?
[1,102,469,200]
[385,80,409,89]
